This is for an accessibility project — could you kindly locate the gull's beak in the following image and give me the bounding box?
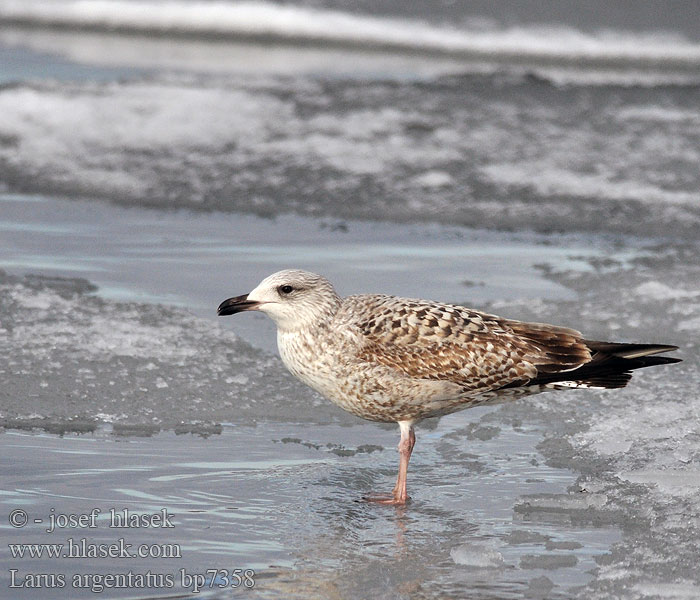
[217,294,260,316]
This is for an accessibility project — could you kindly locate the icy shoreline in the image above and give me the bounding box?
[0,269,341,432]
[1,241,698,598]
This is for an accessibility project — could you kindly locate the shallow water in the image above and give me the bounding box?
[1,203,698,599]
[0,192,637,353]
[1,413,621,599]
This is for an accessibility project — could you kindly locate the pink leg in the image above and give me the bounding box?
[365,421,415,505]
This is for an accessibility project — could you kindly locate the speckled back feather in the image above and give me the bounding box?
[342,294,592,394]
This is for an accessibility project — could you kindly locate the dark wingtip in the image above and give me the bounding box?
[638,356,682,366]
[585,341,680,359]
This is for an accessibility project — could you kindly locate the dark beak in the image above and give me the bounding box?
[217,294,260,316]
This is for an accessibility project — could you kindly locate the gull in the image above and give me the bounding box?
[218,269,680,505]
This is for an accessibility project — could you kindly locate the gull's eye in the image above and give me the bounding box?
[278,285,294,295]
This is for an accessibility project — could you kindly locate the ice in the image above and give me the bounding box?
[515,493,610,513]
[617,105,700,123]
[481,163,699,206]
[411,170,454,188]
[3,0,700,67]
[0,270,351,432]
[529,68,700,87]
[1,11,699,592]
[1,75,699,239]
[476,250,700,598]
[1,243,698,598]
[631,582,700,600]
[620,470,700,498]
[677,316,700,332]
[633,281,700,300]
[0,82,293,200]
[519,554,578,570]
[450,541,504,568]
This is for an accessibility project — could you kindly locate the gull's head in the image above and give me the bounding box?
[217,269,341,331]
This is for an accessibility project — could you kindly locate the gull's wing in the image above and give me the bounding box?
[340,294,591,392]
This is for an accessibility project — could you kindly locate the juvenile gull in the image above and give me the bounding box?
[218,269,680,505]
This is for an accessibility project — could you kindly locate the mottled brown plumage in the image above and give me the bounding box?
[218,269,681,504]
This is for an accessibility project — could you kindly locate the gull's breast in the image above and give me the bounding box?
[275,326,468,422]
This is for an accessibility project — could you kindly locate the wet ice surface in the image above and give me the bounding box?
[484,260,700,599]
[1,218,698,598]
[0,71,698,240]
[0,413,620,600]
[1,41,700,240]
[0,192,639,354]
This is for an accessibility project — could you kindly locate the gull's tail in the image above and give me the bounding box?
[531,341,681,390]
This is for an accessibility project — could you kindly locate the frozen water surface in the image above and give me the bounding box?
[1,205,697,598]
[0,193,642,354]
[1,3,700,598]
